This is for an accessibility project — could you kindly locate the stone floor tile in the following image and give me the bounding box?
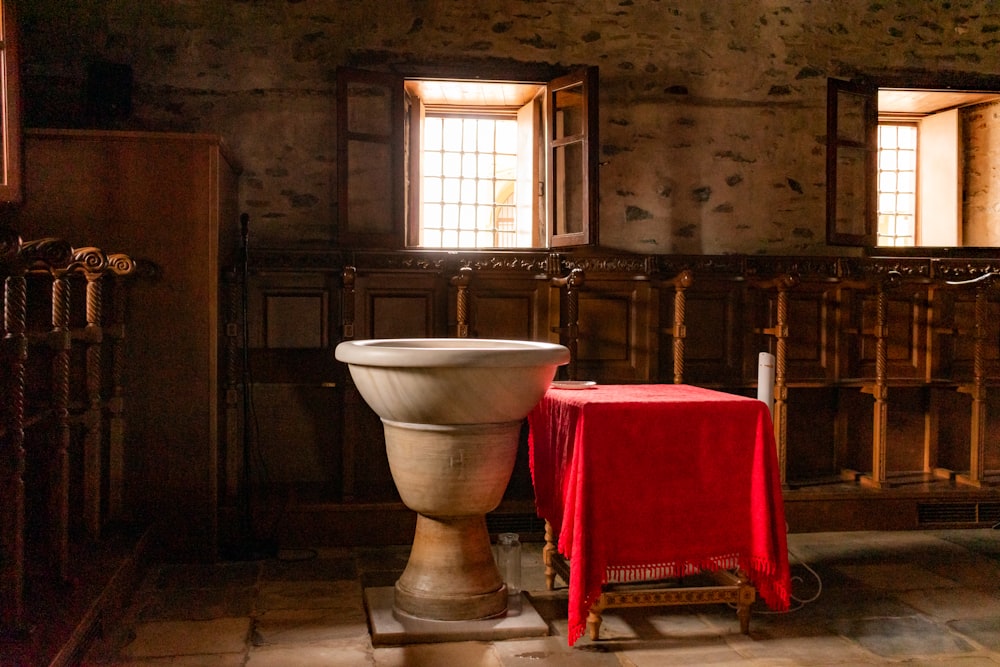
[921,554,1000,589]
[135,585,257,621]
[492,636,620,665]
[897,587,1000,620]
[830,615,975,659]
[722,627,877,664]
[120,617,251,658]
[254,606,370,646]
[296,545,353,560]
[933,529,1000,557]
[257,579,363,611]
[374,640,503,666]
[103,655,247,666]
[615,642,774,666]
[832,562,961,590]
[261,554,357,582]
[884,658,1000,667]
[153,561,260,590]
[617,608,727,639]
[247,639,372,666]
[948,617,1000,651]
[771,587,919,623]
[788,531,954,565]
[355,546,411,573]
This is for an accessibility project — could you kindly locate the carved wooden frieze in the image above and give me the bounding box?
[841,256,932,282]
[561,254,651,276]
[655,254,744,277]
[460,253,548,273]
[249,248,346,271]
[931,258,1000,282]
[745,255,840,281]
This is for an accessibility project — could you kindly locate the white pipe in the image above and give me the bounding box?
[757,352,775,417]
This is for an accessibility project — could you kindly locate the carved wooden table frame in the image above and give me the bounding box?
[542,521,756,640]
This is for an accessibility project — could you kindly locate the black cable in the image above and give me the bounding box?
[239,212,253,543]
[224,213,277,561]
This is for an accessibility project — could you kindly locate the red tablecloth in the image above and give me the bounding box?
[528,384,791,645]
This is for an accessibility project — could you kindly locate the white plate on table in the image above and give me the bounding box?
[551,380,597,389]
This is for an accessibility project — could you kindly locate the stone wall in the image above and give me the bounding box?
[17,1,1000,254]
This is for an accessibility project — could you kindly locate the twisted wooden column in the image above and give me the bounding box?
[47,267,72,578]
[105,254,136,524]
[1,249,27,634]
[1,236,71,635]
[966,283,989,486]
[668,270,694,384]
[451,266,473,338]
[858,273,899,489]
[551,268,585,380]
[75,247,109,540]
[752,273,798,487]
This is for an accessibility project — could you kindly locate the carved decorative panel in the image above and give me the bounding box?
[572,279,653,383]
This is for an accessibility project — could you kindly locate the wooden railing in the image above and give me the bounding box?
[0,228,136,639]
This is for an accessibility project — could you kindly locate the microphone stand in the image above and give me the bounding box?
[225,213,277,560]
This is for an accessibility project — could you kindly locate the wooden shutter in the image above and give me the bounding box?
[336,67,404,248]
[548,66,599,248]
[826,77,877,246]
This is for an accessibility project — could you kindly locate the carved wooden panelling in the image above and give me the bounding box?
[784,388,840,481]
[248,272,337,350]
[575,280,652,383]
[371,295,433,338]
[471,295,535,340]
[843,287,928,380]
[251,384,341,485]
[464,277,549,341]
[776,286,838,383]
[680,281,743,386]
[932,388,971,471]
[882,387,933,472]
[264,293,327,349]
[938,291,1000,380]
[578,295,629,361]
[356,273,446,340]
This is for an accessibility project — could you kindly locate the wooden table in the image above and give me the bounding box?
[528,384,791,645]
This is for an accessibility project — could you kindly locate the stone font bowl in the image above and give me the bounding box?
[335,338,571,424]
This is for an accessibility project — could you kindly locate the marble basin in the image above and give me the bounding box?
[335,338,569,621]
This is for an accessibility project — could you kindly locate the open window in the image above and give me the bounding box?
[827,75,1000,248]
[337,66,599,250]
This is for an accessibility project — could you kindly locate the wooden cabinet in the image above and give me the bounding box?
[13,129,239,561]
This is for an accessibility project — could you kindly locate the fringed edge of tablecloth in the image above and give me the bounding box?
[605,553,792,608]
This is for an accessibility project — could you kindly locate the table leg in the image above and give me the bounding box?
[587,600,605,640]
[736,569,755,634]
[543,520,557,590]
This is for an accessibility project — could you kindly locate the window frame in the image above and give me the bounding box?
[337,65,599,250]
[827,73,1000,250]
[0,0,22,205]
